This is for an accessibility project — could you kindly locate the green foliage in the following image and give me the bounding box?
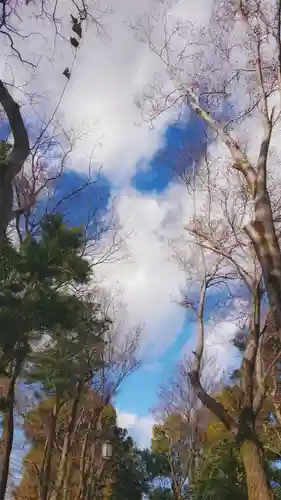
[0,214,92,373]
[148,488,173,499]
[152,424,171,454]
[26,304,108,395]
[99,404,117,428]
[21,214,90,285]
[151,386,281,500]
[151,411,202,497]
[191,434,281,500]
[108,431,152,500]
[143,447,171,481]
[191,440,247,500]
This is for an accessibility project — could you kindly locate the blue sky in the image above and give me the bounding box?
[1,115,203,444]
[112,119,206,424]
[3,0,281,494]
[114,287,241,422]
[47,120,202,411]
[26,115,233,448]
[115,315,196,417]
[4,116,204,447]
[132,116,206,193]
[1,97,239,451]
[2,107,237,450]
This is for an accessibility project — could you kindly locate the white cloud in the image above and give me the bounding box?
[117,409,155,449]
[95,183,189,356]
[182,295,249,378]
[204,320,241,372]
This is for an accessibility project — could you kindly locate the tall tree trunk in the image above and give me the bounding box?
[240,437,272,500]
[40,395,60,500]
[87,460,106,500]
[190,376,273,500]
[245,206,281,335]
[0,406,13,500]
[171,480,181,500]
[237,409,272,500]
[0,359,21,500]
[50,389,80,500]
[86,465,97,500]
[77,422,91,500]
[0,80,30,244]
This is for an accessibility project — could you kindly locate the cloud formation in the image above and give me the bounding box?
[117,409,155,449]
[95,183,189,356]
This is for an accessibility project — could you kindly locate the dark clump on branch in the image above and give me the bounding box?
[62,67,71,79]
[71,14,82,38]
[70,37,79,48]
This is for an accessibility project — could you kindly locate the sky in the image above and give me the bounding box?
[35,122,203,449]
[0,0,250,451]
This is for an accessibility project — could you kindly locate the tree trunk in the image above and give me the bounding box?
[0,168,13,245]
[171,480,181,500]
[190,373,273,500]
[0,80,30,245]
[40,395,60,500]
[77,422,91,500]
[0,410,13,500]
[0,358,22,500]
[50,390,80,500]
[87,460,106,500]
[240,437,272,500]
[245,217,281,335]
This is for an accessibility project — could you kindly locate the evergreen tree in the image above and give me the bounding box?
[0,214,92,500]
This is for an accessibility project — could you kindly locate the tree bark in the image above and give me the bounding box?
[77,422,91,500]
[190,373,273,500]
[0,359,21,500]
[171,479,181,500]
[40,395,60,500]
[0,80,29,244]
[240,437,272,500]
[50,388,81,500]
[87,459,107,500]
[244,116,281,335]
[245,213,281,335]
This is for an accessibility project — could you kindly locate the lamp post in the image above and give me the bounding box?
[101,440,113,460]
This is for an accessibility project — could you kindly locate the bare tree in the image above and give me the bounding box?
[152,355,217,497]
[133,0,281,340]
[167,148,281,498]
